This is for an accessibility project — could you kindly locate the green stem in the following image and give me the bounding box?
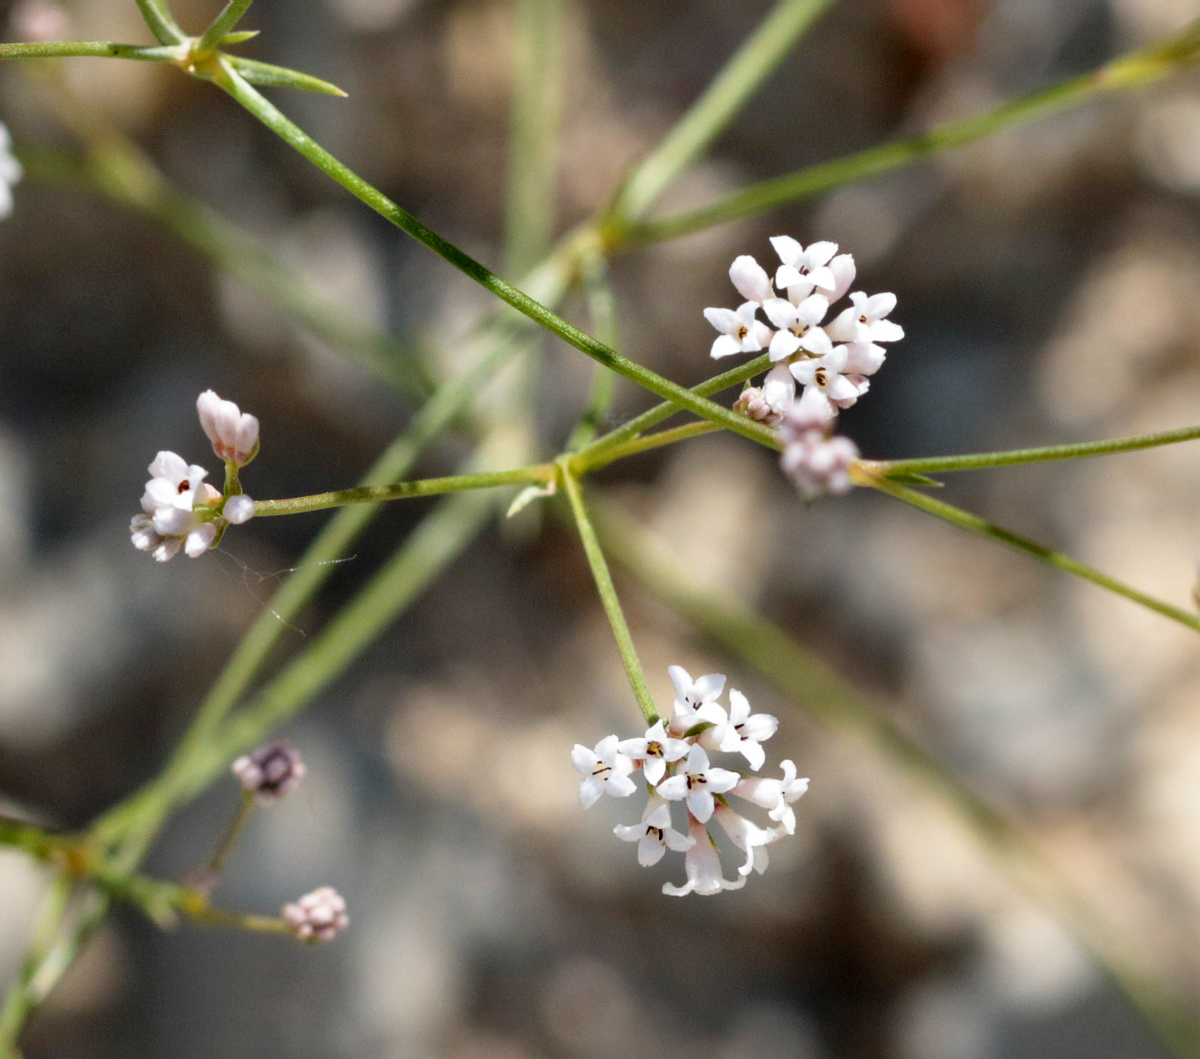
[587,420,721,469]
[189,907,290,934]
[134,0,185,45]
[251,464,555,517]
[574,353,774,471]
[0,887,107,1058]
[197,0,256,53]
[602,0,833,230]
[212,60,773,446]
[590,492,1200,1059]
[855,467,1200,633]
[0,42,183,61]
[869,423,1200,477]
[205,793,255,877]
[558,461,657,723]
[623,21,1200,246]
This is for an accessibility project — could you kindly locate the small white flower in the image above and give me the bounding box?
[703,303,771,360]
[789,345,862,410]
[728,255,775,305]
[196,389,260,466]
[770,237,839,298]
[761,363,798,415]
[141,451,213,536]
[662,817,746,896]
[222,494,255,524]
[655,744,739,824]
[667,664,727,729]
[618,720,689,786]
[571,735,636,809]
[131,451,223,561]
[713,803,779,877]
[614,797,695,867]
[0,124,22,219]
[716,689,778,771]
[763,293,833,362]
[734,759,810,834]
[826,291,904,346]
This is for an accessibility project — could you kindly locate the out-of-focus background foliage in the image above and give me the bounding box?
[3,0,1200,1056]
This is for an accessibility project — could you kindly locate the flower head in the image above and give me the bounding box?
[576,666,808,896]
[197,389,260,467]
[130,451,222,562]
[232,740,306,804]
[283,887,349,943]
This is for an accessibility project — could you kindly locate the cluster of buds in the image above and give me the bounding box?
[232,740,307,805]
[705,237,902,497]
[130,390,258,561]
[572,666,808,896]
[282,886,349,943]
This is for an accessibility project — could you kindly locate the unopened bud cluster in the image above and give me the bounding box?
[572,665,808,896]
[130,389,258,561]
[705,237,903,498]
[232,740,306,804]
[282,886,349,943]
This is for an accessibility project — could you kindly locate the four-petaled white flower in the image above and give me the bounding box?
[614,797,695,867]
[655,744,739,824]
[704,303,771,360]
[197,389,260,467]
[571,734,637,809]
[763,292,833,361]
[826,291,904,345]
[667,664,727,729]
[789,345,862,410]
[662,817,747,897]
[770,237,839,298]
[716,689,779,771]
[734,759,810,835]
[618,720,689,786]
[0,124,22,219]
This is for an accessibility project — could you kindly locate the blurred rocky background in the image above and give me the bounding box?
[3,0,1200,1057]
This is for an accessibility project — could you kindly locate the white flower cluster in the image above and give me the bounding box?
[705,238,903,498]
[129,390,258,561]
[572,665,808,896]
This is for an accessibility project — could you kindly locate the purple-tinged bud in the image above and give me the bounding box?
[232,741,306,804]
